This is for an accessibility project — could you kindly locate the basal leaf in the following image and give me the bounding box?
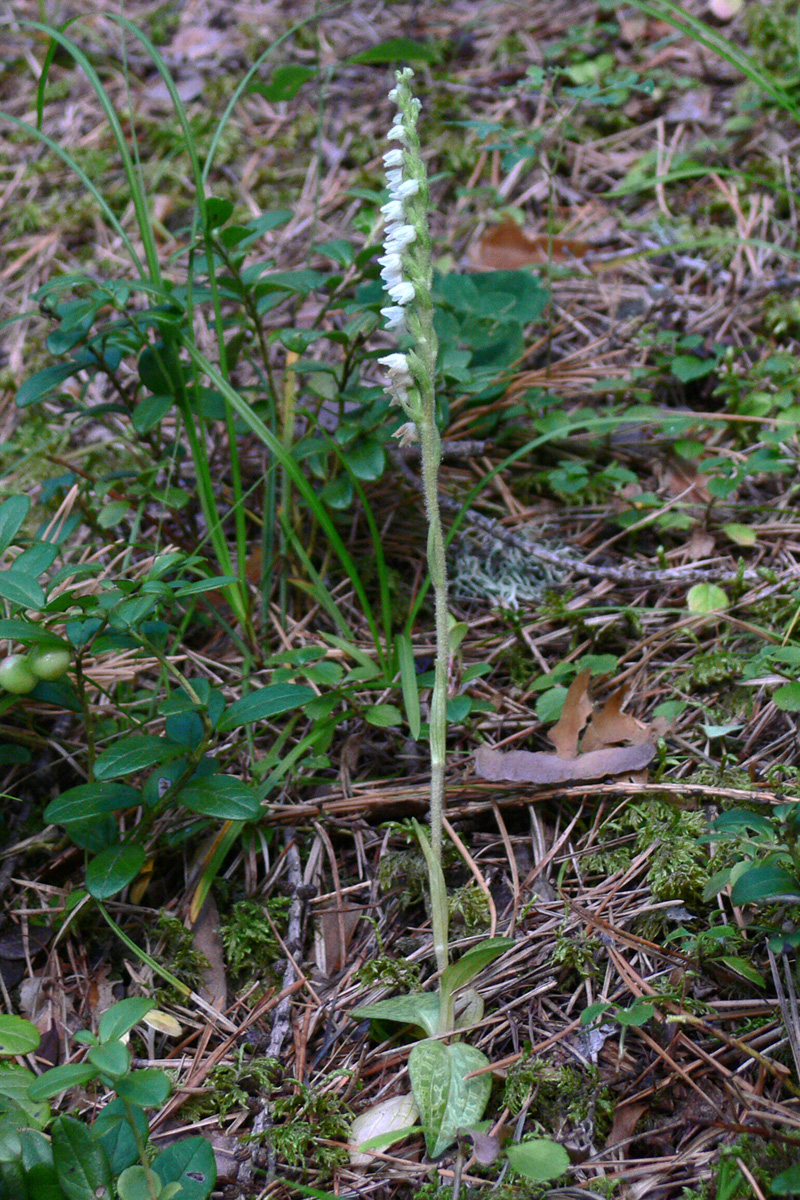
[409,1040,492,1158]
[506,1137,570,1183]
[351,994,441,1038]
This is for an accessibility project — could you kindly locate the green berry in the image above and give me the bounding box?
[0,654,38,694]
[28,647,71,682]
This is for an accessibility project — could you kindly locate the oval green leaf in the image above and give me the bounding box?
[86,844,146,900]
[45,782,139,825]
[180,776,262,820]
[94,736,182,780]
[730,863,800,905]
[152,1136,217,1200]
[0,1015,40,1056]
[409,1039,492,1158]
[217,683,315,731]
[686,582,729,613]
[506,1137,570,1183]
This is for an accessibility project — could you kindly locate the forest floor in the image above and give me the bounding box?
[3,1,800,1197]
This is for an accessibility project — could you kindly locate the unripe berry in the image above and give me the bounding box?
[27,647,71,682]
[0,654,38,694]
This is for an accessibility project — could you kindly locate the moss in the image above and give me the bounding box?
[220,897,290,979]
[256,1079,354,1175]
[503,1053,613,1140]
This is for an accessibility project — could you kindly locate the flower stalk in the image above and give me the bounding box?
[378,69,448,881]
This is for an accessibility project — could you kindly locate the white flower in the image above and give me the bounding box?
[378,352,411,375]
[386,168,404,189]
[387,123,408,143]
[380,199,404,223]
[388,280,415,306]
[378,251,403,272]
[385,224,416,250]
[393,421,419,446]
[383,149,404,167]
[393,179,419,200]
[381,305,407,330]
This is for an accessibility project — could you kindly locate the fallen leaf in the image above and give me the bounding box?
[459,1126,502,1164]
[191,893,228,1011]
[606,1100,649,1150]
[350,1093,420,1166]
[547,670,593,758]
[314,903,362,975]
[474,742,655,784]
[685,529,715,561]
[709,0,743,20]
[471,218,589,271]
[581,688,651,753]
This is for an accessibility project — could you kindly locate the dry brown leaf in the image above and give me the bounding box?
[606,1100,649,1150]
[314,903,362,975]
[474,742,655,784]
[685,528,716,560]
[191,893,228,1011]
[471,218,589,271]
[580,688,651,753]
[548,669,593,758]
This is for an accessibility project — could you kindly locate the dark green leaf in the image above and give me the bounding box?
[98,998,156,1043]
[87,1041,129,1078]
[348,38,440,64]
[730,864,800,905]
[17,363,82,408]
[45,782,139,825]
[0,1063,49,1127]
[85,844,146,900]
[93,1097,149,1176]
[180,775,262,820]
[249,64,318,101]
[27,1064,97,1102]
[94,735,183,780]
[205,197,234,229]
[113,1069,170,1108]
[506,1138,570,1183]
[0,497,30,555]
[152,1137,217,1200]
[0,1016,39,1056]
[671,354,716,383]
[217,683,315,731]
[132,395,172,433]
[772,1164,800,1194]
[52,1114,112,1200]
[347,436,385,481]
[0,569,45,610]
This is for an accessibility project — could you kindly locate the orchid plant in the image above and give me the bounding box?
[349,68,514,1166]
